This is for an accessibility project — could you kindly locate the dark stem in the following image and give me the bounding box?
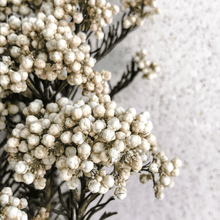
[110,58,141,99]
[90,12,138,63]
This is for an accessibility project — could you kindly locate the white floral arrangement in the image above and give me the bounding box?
[0,0,183,219]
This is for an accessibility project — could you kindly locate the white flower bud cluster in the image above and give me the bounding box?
[31,207,49,220]
[39,0,83,22]
[39,0,119,39]
[5,94,181,200]
[0,56,28,94]
[0,0,36,21]
[121,0,159,29]
[4,95,151,197]
[0,187,28,220]
[0,100,20,130]
[135,49,160,79]
[80,70,111,95]
[87,0,119,39]
[141,150,182,200]
[0,15,110,93]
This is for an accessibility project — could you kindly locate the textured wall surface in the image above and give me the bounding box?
[94,0,220,219]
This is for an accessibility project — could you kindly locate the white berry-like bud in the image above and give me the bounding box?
[80,105,92,117]
[19,198,28,209]
[34,58,46,69]
[139,138,150,151]
[102,129,115,142]
[93,120,106,133]
[66,177,80,190]
[72,132,85,145]
[1,187,13,196]
[123,19,132,29]
[95,30,104,40]
[59,168,72,181]
[109,148,119,160]
[107,117,121,131]
[162,161,174,174]
[78,143,91,159]
[35,145,48,159]
[0,62,8,74]
[15,161,27,174]
[102,174,114,188]
[92,105,105,118]
[85,57,96,67]
[52,51,63,63]
[0,35,7,47]
[80,160,94,173]
[54,7,65,19]
[22,57,33,69]
[155,189,164,200]
[71,107,83,120]
[73,12,83,24]
[43,28,54,40]
[41,134,55,148]
[64,51,75,63]
[170,168,180,177]
[30,122,43,133]
[171,157,182,168]
[99,185,109,194]
[5,206,19,219]
[71,61,81,72]
[60,131,72,144]
[88,180,100,193]
[0,194,9,206]
[7,137,19,148]
[10,196,20,207]
[10,46,21,58]
[75,50,85,62]
[79,118,91,131]
[126,135,141,148]
[66,156,81,170]
[160,175,171,186]
[114,140,125,152]
[23,172,35,184]
[8,104,19,115]
[114,187,127,200]
[57,39,67,51]
[149,163,159,173]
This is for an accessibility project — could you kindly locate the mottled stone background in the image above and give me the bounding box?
[94,0,220,219]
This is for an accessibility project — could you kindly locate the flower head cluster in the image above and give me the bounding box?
[86,0,119,39]
[154,155,182,200]
[39,0,119,39]
[140,153,182,200]
[5,94,157,200]
[0,100,20,130]
[0,187,28,220]
[39,0,83,22]
[1,0,119,39]
[0,0,36,21]
[0,55,28,94]
[0,14,112,94]
[135,49,160,79]
[121,0,159,29]
[0,15,87,81]
[31,207,49,220]
[80,69,111,95]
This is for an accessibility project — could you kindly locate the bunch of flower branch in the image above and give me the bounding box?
[0,0,182,219]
